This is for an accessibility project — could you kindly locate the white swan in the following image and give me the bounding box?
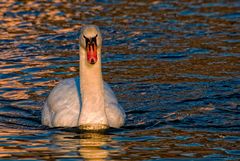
[41,25,126,130]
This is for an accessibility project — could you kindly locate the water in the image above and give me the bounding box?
[0,0,239,160]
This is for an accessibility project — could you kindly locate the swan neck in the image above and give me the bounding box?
[79,48,107,125]
[79,48,103,94]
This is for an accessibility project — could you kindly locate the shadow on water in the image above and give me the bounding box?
[0,0,240,160]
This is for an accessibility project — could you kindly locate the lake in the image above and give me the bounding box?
[0,0,239,160]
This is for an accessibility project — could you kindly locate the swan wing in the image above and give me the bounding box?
[41,78,81,127]
[104,82,126,128]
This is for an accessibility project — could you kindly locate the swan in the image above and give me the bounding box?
[41,25,126,130]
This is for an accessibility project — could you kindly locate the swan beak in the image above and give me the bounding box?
[86,42,97,65]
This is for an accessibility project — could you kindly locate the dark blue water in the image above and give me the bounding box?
[0,0,239,160]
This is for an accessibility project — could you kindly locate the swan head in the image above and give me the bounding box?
[80,25,102,65]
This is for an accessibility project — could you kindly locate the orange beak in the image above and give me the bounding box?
[86,42,97,64]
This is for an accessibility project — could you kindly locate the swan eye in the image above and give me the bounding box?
[83,35,90,47]
[92,34,98,46]
[83,34,98,48]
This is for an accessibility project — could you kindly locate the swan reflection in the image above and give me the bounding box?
[51,131,112,160]
[78,132,110,160]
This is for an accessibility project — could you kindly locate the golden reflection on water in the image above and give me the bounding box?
[0,128,48,159]
[0,127,112,160]
[51,132,111,160]
[78,133,110,160]
[0,0,239,101]
[1,127,239,160]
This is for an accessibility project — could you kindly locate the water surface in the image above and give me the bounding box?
[0,0,240,160]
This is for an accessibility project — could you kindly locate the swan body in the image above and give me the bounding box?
[41,25,125,129]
